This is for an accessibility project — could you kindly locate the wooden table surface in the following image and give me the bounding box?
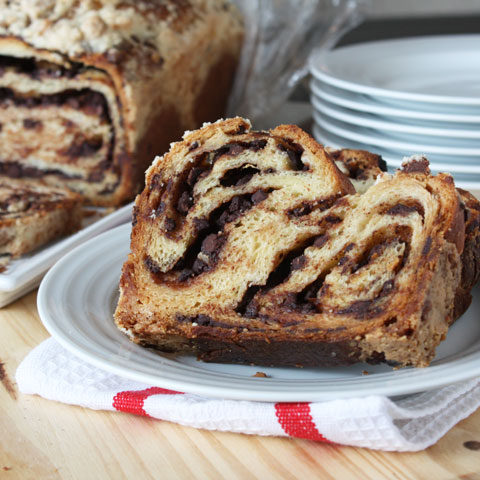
[1,291,480,479]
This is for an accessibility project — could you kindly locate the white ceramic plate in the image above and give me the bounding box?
[310,35,480,105]
[313,111,480,157]
[311,94,480,139]
[310,80,480,124]
[312,123,480,193]
[38,223,480,402]
[0,202,133,307]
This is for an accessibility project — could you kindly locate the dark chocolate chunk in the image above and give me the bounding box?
[463,441,480,451]
[251,190,268,205]
[186,167,204,187]
[288,196,341,219]
[0,161,83,181]
[216,195,253,228]
[156,201,166,215]
[291,255,307,270]
[177,191,193,214]
[422,236,432,256]
[289,203,313,217]
[313,234,329,247]
[324,215,342,224]
[178,269,193,282]
[281,292,316,314]
[149,174,163,191]
[229,195,252,214]
[212,139,267,163]
[4,163,21,178]
[64,137,103,158]
[344,243,355,253]
[173,192,268,281]
[192,258,209,275]
[402,158,430,174]
[164,217,176,232]
[196,314,212,326]
[176,314,190,323]
[220,166,259,187]
[228,144,245,156]
[201,234,222,255]
[23,118,41,130]
[193,217,209,232]
[386,204,422,217]
[337,299,379,317]
[248,139,268,151]
[88,169,105,182]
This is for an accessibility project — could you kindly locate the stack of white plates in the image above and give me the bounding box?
[309,34,480,193]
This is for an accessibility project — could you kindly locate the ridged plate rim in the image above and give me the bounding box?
[310,35,480,105]
[309,79,480,123]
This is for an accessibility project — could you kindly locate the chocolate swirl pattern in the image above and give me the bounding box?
[0,178,82,258]
[330,148,480,322]
[115,118,468,368]
[0,1,243,206]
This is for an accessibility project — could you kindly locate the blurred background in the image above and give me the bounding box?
[369,0,479,17]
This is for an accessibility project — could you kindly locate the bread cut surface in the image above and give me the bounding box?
[0,178,82,260]
[114,118,466,368]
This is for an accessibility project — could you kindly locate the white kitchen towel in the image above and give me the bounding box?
[16,337,480,452]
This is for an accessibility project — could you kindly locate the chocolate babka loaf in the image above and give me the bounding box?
[0,0,243,206]
[0,178,82,259]
[115,117,468,368]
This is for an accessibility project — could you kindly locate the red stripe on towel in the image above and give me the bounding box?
[113,387,183,417]
[275,403,331,442]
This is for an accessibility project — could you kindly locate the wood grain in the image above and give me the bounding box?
[1,291,480,480]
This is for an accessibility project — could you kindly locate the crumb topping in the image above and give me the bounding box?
[0,0,241,59]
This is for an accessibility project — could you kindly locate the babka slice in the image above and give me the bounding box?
[330,148,480,320]
[114,118,466,368]
[0,0,243,206]
[0,178,82,260]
